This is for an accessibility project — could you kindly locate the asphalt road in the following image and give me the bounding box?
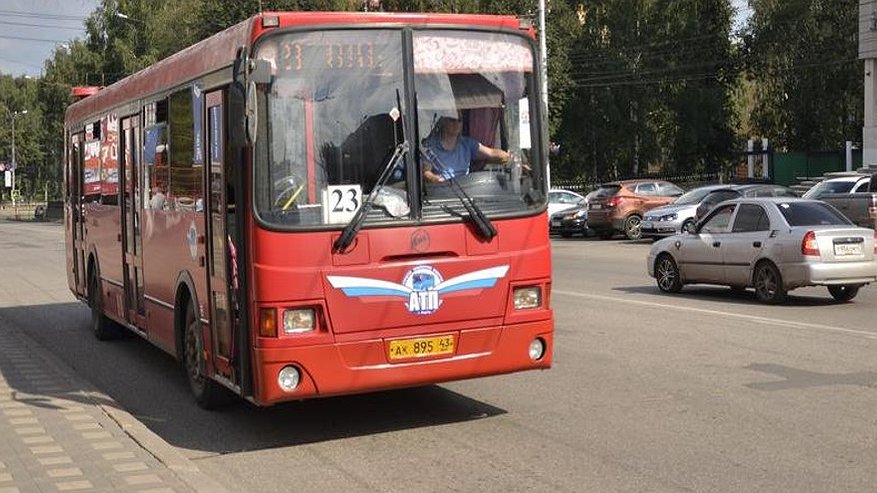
[2,221,876,492]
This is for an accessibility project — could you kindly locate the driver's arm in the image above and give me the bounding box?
[423,166,445,183]
[476,143,510,164]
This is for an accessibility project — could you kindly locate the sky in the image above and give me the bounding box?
[732,0,754,31]
[0,0,755,78]
[0,0,99,77]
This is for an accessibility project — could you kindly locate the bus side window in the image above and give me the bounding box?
[100,114,121,206]
[144,126,168,209]
[168,88,204,211]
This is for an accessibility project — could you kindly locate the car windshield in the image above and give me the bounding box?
[777,202,853,226]
[674,186,716,205]
[704,190,740,206]
[802,180,856,199]
[252,28,544,229]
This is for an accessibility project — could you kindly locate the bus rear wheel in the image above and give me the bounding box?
[88,272,120,341]
[183,300,228,409]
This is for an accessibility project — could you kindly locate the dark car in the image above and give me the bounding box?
[694,184,798,222]
[549,198,591,237]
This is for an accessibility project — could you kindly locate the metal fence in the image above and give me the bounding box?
[552,171,722,193]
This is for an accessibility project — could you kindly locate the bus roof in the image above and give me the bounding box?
[65,11,527,126]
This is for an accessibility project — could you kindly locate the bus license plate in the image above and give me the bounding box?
[834,243,863,256]
[388,335,455,361]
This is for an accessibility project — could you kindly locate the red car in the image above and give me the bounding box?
[587,179,685,240]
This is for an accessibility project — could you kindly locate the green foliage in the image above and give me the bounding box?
[741,0,861,152]
[0,75,44,201]
[0,0,864,200]
[550,0,737,183]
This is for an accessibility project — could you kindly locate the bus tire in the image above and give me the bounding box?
[183,299,228,409]
[88,271,120,341]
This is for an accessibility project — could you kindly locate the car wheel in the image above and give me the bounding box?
[183,299,228,409]
[828,284,860,302]
[655,254,683,293]
[753,261,787,304]
[681,219,696,234]
[624,215,642,240]
[88,272,120,341]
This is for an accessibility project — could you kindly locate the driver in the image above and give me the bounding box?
[422,111,509,183]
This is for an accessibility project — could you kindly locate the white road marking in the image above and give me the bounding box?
[553,289,877,340]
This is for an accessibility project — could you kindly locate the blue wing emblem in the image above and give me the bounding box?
[435,265,509,294]
[326,276,412,298]
[327,265,509,315]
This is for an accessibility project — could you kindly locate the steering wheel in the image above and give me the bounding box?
[273,174,305,211]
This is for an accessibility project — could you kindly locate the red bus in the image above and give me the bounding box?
[64,11,553,408]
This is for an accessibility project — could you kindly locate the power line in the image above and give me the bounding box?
[0,9,88,21]
[567,32,732,63]
[0,34,72,44]
[570,59,733,84]
[0,20,85,31]
[571,57,859,89]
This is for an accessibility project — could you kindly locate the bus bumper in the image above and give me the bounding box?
[250,320,553,405]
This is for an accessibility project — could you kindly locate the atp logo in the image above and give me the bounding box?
[327,264,509,315]
[402,266,443,314]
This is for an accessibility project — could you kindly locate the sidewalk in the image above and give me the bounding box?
[0,319,227,493]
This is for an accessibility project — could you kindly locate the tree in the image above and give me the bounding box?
[742,0,861,152]
[551,0,737,184]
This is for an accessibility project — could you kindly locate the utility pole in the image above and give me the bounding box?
[10,109,27,208]
[538,0,550,189]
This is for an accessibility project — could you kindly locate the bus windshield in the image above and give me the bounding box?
[253,28,544,229]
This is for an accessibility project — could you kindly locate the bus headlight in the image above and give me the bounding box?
[278,366,301,392]
[513,286,541,309]
[283,308,316,334]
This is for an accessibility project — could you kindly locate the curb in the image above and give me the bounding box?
[6,322,230,493]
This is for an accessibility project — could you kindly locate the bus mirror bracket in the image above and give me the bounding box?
[229,46,250,148]
[233,45,248,84]
[245,81,258,144]
[249,59,272,85]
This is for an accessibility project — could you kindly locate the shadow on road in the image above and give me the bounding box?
[613,284,847,307]
[0,302,507,456]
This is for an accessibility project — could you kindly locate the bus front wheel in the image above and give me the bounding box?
[183,300,228,409]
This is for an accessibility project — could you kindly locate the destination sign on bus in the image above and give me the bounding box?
[278,41,380,72]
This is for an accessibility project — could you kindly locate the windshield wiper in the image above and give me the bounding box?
[333,141,409,253]
[420,143,496,241]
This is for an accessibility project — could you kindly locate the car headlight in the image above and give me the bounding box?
[660,213,677,221]
[514,286,542,310]
[574,210,587,219]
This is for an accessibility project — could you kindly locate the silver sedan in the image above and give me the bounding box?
[647,197,877,304]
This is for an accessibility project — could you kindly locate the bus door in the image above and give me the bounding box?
[68,132,87,297]
[205,91,235,378]
[120,116,146,325]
